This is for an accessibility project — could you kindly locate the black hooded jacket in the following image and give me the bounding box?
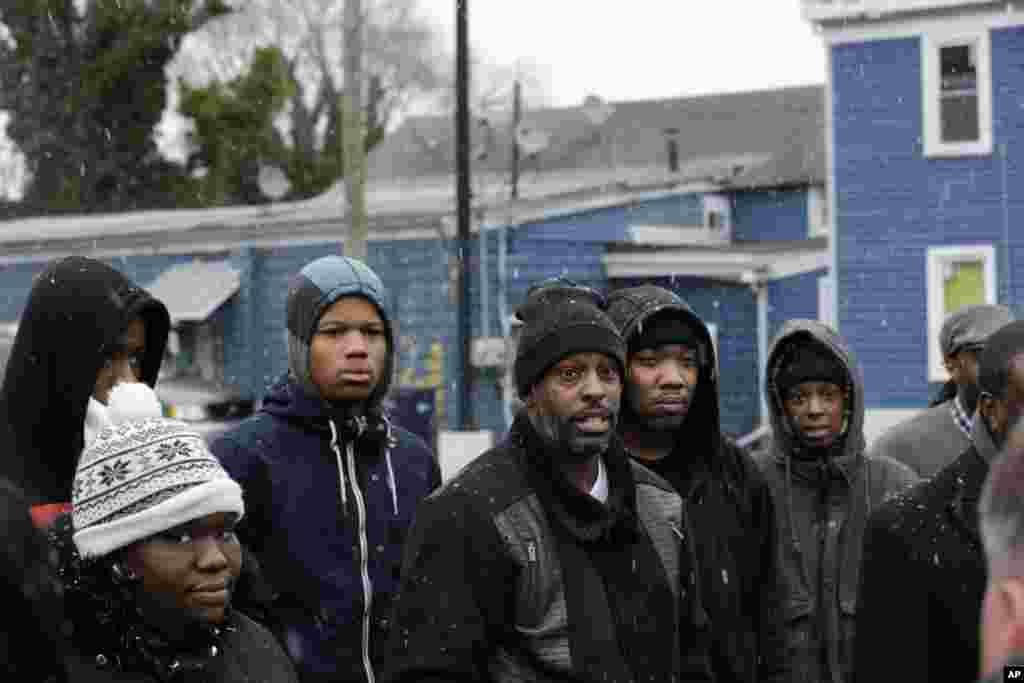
[753,320,918,683]
[0,257,170,504]
[606,285,788,683]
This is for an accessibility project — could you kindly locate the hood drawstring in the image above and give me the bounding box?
[385,450,398,516]
[329,420,348,515]
[330,416,399,518]
[380,413,399,516]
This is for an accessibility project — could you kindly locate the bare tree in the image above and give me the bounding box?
[160,0,445,198]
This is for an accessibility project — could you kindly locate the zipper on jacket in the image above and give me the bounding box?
[329,419,376,683]
[345,439,376,683]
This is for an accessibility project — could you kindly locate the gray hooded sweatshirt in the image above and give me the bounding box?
[752,320,918,683]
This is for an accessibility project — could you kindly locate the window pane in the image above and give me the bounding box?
[940,44,979,142]
[944,260,985,315]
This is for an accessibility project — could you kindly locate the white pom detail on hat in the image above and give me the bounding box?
[83,382,166,450]
[72,383,244,559]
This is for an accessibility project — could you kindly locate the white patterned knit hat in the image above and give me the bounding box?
[72,383,244,559]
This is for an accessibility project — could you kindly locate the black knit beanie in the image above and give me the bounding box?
[775,339,847,397]
[514,284,626,398]
[628,312,706,360]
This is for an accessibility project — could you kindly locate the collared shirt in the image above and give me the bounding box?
[950,395,973,441]
[589,456,609,503]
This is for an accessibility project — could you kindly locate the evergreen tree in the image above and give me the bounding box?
[0,0,229,214]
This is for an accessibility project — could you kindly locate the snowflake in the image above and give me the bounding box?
[156,439,192,462]
[98,460,131,487]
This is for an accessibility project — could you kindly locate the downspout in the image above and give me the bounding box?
[746,272,770,427]
[497,224,512,429]
[479,214,489,339]
[1001,142,1013,308]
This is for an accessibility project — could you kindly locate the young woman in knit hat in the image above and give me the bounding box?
[49,384,297,682]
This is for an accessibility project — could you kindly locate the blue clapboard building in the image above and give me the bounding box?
[0,84,829,441]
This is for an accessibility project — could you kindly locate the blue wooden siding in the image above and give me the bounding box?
[832,27,1024,408]
[612,276,761,436]
[513,193,704,243]
[731,188,809,242]
[768,270,826,339]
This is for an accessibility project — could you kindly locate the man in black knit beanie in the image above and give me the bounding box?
[386,280,711,683]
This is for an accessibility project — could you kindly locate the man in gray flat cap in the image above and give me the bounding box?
[869,303,1015,478]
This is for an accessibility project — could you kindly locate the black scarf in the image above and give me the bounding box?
[512,415,679,683]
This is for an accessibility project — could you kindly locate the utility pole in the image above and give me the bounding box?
[510,80,521,200]
[342,0,368,260]
[455,0,473,429]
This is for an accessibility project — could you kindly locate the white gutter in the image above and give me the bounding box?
[604,245,829,282]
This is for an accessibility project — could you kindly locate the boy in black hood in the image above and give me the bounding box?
[0,256,170,507]
[606,284,788,683]
[755,320,917,683]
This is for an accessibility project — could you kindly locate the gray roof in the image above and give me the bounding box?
[146,260,240,323]
[370,85,825,190]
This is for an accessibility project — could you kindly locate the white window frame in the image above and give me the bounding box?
[921,30,993,158]
[926,244,997,382]
[702,194,732,237]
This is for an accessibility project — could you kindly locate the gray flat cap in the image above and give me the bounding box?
[940,303,1015,356]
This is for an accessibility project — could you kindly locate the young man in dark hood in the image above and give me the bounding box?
[606,284,787,683]
[386,282,708,683]
[210,255,439,683]
[870,304,1014,478]
[754,320,917,683]
[0,256,170,507]
[855,320,1024,683]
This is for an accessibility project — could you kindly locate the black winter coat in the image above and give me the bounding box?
[0,479,66,682]
[62,611,298,683]
[50,514,297,683]
[853,413,994,683]
[606,285,788,683]
[385,414,701,683]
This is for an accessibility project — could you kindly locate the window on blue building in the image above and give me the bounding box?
[922,31,992,157]
[926,244,997,381]
[939,44,979,143]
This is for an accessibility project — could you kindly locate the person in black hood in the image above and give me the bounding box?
[753,320,917,683]
[0,256,170,508]
[385,281,706,683]
[606,284,787,683]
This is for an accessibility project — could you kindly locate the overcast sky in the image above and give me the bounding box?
[0,1,827,201]
[420,0,827,107]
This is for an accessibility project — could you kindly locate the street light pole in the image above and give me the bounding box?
[455,0,473,429]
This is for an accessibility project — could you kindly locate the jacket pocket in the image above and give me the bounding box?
[784,598,815,683]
